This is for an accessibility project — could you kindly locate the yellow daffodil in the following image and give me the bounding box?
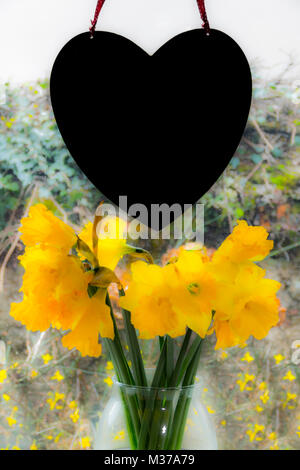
[213,220,273,264]
[120,250,215,339]
[211,263,280,349]
[19,204,76,252]
[10,204,141,358]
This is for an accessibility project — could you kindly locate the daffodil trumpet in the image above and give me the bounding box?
[10,204,282,450]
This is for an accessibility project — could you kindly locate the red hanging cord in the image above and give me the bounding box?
[90,0,210,37]
[90,0,107,37]
[196,0,211,35]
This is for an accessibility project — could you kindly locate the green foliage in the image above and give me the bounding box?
[0,81,101,230]
[202,76,300,251]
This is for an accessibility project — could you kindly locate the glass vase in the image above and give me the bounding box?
[94,376,217,450]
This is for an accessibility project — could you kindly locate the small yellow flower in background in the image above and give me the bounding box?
[268,432,277,440]
[68,400,78,409]
[206,406,215,414]
[203,388,208,393]
[258,382,267,391]
[54,434,62,444]
[283,370,296,382]
[47,392,65,411]
[51,370,64,382]
[241,352,254,363]
[6,416,17,427]
[0,369,7,383]
[193,408,198,416]
[42,353,53,365]
[70,408,80,423]
[105,361,114,371]
[246,424,265,442]
[11,446,21,450]
[30,369,38,379]
[113,430,125,441]
[30,441,38,450]
[260,390,270,404]
[81,436,91,449]
[220,350,228,359]
[46,435,53,440]
[237,373,255,392]
[104,376,113,387]
[296,426,300,438]
[221,420,227,427]
[270,441,279,450]
[274,354,285,365]
[2,394,10,401]
[255,405,263,413]
[6,405,18,427]
[10,362,19,369]
[282,392,297,409]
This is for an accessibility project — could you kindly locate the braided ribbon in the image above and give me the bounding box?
[90,0,210,37]
[196,0,211,35]
[90,0,106,37]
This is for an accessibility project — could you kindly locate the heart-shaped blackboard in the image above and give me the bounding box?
[50,29,252,227]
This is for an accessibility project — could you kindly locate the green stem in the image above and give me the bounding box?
[165,336,174,384]
[168,329,192,387]
[104,295,141,447]
[137,338,167,449]
[171,333,202,388]
[121,307,147,388]
[166,340,203,450]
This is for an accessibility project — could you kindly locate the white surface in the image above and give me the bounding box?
[0,0,299,83]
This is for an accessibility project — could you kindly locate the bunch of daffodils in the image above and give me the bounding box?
[10,204,281,450]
